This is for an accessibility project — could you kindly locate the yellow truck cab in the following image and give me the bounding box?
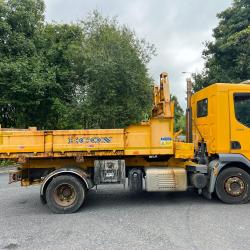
[191,83,250,203]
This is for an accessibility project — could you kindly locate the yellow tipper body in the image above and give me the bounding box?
[0,73,193,161]
[192,83,250,161]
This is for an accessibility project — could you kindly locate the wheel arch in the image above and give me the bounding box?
[208,154,250,194]
[40,168,93,204]
[219,161,250,175]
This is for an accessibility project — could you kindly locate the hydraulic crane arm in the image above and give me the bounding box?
[152,72,173,118]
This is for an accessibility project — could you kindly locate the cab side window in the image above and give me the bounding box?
[197,98,208,118]
[234,93,250,128]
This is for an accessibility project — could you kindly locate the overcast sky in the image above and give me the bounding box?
[44,0,232,108]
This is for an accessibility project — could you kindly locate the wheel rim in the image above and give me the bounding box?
[224,176,246,197]
[53,183,76,207]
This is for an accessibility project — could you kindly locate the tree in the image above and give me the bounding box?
[35,23,85,129]
[193,0,250,91]
[171,95,185,133]
[66,12,155,129]
[0,2,155,130]
[0,0,87,129]
[0,0,51,128]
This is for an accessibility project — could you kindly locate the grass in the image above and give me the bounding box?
[0,160,15,167]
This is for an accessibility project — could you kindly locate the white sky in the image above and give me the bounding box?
[44,0,232,108]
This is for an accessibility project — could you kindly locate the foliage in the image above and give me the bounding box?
[0,0,49,128]
[0,2,155,129]
[193,0,250,91]
[171,95,185,133]
[0,159,14,167]
[68,12,155,128]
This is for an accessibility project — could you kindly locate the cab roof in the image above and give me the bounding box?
[195,82,250,95]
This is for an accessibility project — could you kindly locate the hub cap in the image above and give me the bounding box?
[225,176,245,197]
[53,183,76,207]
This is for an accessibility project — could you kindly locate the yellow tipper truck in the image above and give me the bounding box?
[1,73,250,213]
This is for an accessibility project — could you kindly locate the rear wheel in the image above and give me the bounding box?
[216,167,250,204]
[46,175,86,213]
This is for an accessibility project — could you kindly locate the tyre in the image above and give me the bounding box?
[216,167,250,204]
[46,175,86,214]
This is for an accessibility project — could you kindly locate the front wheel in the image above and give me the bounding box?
[215,167,250,204]
[46,175,86,213]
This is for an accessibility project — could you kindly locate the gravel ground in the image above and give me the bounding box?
[0,173,250,250]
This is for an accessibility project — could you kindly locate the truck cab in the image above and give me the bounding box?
[192,83,250,203]
[192,83,250,161]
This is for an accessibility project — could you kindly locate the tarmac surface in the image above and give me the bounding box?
[0,173,250,250]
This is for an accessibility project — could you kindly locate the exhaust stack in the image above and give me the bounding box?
[186,78,193,143]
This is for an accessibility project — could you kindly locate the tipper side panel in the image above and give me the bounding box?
[0,129,45,154]
[51,129,125,153]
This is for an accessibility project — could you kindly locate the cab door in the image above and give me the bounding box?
[229,91,250,161]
